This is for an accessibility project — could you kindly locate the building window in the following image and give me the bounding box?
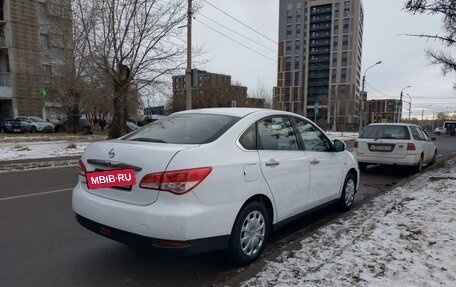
[331,69,337,83]
[334,3,340,18]
[332,53,337,66]
[332,36,338,51]
[286,41,292,55]
[342,35,349,49]
[296,24,301,37]
[286,25,292,39]
[341,51,348,66]
[341,68,347,83]
[343,18,349,33]
[286,57,292,71]
[287,9,293,23]
[295,40,300,52]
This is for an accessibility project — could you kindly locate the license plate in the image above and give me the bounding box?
[369,144,393,152]
[14,129,20,132]
[86,168,136,189]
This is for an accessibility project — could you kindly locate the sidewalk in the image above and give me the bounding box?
[242,156,456,287]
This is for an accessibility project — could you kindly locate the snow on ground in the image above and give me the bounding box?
[326,131,358,141]
[243,159,456,287]
[0,141,89,161]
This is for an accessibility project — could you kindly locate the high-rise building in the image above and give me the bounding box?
[172,69,264,112]
[0,0,73,121]
[274,0,364,130]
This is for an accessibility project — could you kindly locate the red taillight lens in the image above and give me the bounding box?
[407,143,416,151]
[78,159,87,176]
[140,167,212,195]
[354,141,358,148]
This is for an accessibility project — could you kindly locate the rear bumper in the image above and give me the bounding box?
[75,214,229,255]
[355,153,420,166]
[72,182,242,252]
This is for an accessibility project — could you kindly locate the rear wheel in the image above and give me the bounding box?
[337,173,356,211]
[412,155,423,173]
[226,201,270,266]
[429,150,437,165]
[31,126,37,133]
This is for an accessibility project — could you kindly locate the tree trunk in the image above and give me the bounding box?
[108,82,129,139]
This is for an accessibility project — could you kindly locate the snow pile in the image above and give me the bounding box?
[326,131,358,141]
[243,159,456,287]
[0,141,89,161]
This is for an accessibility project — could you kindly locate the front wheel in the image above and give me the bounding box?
[31,126,37,133]
[337,173,356,211]
[226,201,270,266]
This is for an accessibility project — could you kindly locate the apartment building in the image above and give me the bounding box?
[172,69,264,112]
[274,0,364,130]
[0,0,72,121]
[364,99,402,124]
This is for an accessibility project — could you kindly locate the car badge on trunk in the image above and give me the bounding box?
[108,148,116,158]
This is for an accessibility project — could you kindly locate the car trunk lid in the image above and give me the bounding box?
[80,140,196,205]
[357,138,409,159]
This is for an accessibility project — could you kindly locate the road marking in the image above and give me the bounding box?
[0,188,73,201]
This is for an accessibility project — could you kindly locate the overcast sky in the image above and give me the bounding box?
[192,0,456,118]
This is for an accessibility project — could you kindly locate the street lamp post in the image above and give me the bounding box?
[359,60,382,134]
[399,85,411,122]
[407,93,411,121]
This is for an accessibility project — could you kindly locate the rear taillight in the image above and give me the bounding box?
[78,159,87,176]
[140,167,212,195]
[354,141,358,148]
[407,143,416,151]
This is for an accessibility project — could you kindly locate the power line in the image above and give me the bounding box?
[195,18,277,63]
[201,0,277,45]
[197,13,277,53]
[364,81,396,98]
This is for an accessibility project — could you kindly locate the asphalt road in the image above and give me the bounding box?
[1,135,454,287]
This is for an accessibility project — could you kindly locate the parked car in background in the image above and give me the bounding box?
[353,123,437,173]
[73,108,359,265]
[16,116,55,133]
[55,118,92,134]
[2,119,25,133]
[434,127,446,135]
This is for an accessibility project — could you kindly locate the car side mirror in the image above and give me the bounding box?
[430,137,437,141]
[333,139,346,152]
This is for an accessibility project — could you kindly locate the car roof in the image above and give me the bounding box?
[173,108,294,118]
[366,123,420,128]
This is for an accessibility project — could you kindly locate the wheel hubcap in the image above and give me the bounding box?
[240,211,265,256]
[344,179,355,207]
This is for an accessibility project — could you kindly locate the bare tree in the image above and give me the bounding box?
[251,81,272,108]
[404,1,456,78]
[74,0,189,138]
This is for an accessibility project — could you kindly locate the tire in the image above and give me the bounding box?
[31,126,37,133]
[428,150,437,166]
[358,163,368,172]
[226,201,270,266]
[412,155,423,173]
[337,173,356,211]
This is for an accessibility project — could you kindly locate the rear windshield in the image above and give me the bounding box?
[122,113,240,144]
[360,125,411,140]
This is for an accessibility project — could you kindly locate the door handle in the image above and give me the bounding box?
[310,159,320,165]
[265,160,280,167]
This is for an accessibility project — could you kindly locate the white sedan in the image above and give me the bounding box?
[73,108,359,265]
[353,123,437,172]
